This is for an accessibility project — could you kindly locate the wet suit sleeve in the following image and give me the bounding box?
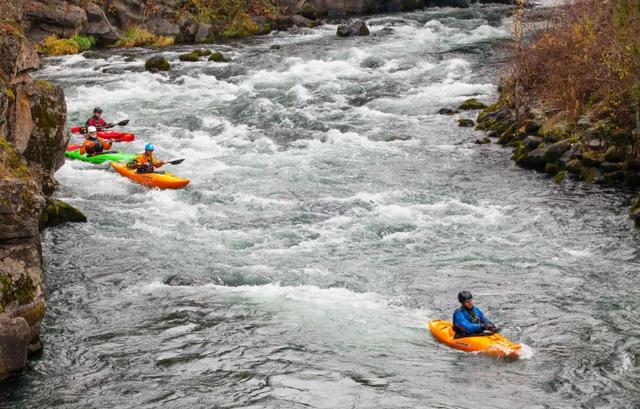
[453,309,482,334]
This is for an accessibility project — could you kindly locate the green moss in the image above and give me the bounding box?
[36,79,53,93]
[145,56,170,72]
[71,34,96,51]
[580,167,603,183]
[4,88,15,101]
[458,98,487,110]
[0,274,11,313]
[511,141,527,161]
[554,171,567,183]
[39,199,87,229]
[208,51,229,62]
[179,51,201,62]
[14,274,35,305]
[581,151,604,167]
[545,162,560,175]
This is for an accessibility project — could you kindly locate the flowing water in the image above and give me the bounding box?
[2,4,640,409]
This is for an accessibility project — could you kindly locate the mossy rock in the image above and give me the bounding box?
[475,137,491,145]
[580,167,604,183]
[195,49,212,56]
[545,162,560,175]
[497,122,518,145]
[554,171,567,184]
[581,151,603,167]
[630,196,640,226]
[39,199,87,230]
[604,146,624,162]
[566,159,583,174]
[516,146,547,170]
[179,51,201,62]
[145,56,170,72]
[458,118,475,127]
[458,98,487,110]
[543,140,571,163]
[208,51,230,62]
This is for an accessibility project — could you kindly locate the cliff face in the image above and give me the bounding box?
[0,0,69,380]
[23,0,516,45]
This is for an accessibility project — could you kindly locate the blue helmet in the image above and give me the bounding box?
[144,143,155,151]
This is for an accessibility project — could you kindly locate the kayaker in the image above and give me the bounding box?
[80,126,112,157]
[453,290,497,338]
[85,107,109,130]
[128,143,166,174]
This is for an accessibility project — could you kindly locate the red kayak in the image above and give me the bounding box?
[67,130,135,151]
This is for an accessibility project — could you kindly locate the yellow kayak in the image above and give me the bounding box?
[428,320,521,358]
[111,162,190,189]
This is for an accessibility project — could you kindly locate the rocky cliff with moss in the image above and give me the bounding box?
[23,0,516,49]
[0,0,73,380]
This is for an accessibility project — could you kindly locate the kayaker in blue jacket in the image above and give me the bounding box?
[453,290,497,337]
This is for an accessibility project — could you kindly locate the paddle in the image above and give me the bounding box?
[166,158,185,165]
[70,119,129,133]
[106,119,129,129]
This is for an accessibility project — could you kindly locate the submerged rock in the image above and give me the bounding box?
[458,118,475,127]
[208,51,230,62]
[337,20,369,37]
[39,199,87,230]
[475,137,491,145]
[178,51,201,62]
[437,108,458,115]
[145,55,170,72]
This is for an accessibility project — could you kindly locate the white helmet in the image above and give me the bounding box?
[87,126,97,133]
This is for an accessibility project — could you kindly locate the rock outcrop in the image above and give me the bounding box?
[0,0,71,380]
[21,0,517,46]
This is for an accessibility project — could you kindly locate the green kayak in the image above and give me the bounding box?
[64,150,136,164]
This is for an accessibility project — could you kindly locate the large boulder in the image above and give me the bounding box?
[0,317,31,380]
[24,0,88,38]
[39,199,87,229]
[337,20,369,37]
[146,17,180,37]
[543,140,571,163]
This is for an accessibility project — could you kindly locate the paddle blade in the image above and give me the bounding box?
[71,127,80,133]
[117,119,129,126]
[66,144,81,151]
[167,159,185,165]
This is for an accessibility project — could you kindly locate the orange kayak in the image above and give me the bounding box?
[428,320,521,358]
[111,162,190,189]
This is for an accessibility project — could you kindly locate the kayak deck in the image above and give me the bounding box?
[428,320,521,358]
[111,162,190,189]
[65,150,136,164]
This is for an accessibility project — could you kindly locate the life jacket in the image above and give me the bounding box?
[129,153,159,173]
[86,116,107,129]
[81,136,111,156]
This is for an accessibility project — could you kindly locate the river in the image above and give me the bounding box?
[1,4,639,409]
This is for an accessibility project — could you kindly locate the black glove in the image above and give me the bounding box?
[480,323,488,330]
[487,324,497,332]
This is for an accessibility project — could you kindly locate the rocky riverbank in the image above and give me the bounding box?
[0,1,84,380]
[469,0,640,226]
[472,100,640,223]
[24,0,517,48]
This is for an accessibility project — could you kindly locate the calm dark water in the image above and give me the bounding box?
[2,4,639,409]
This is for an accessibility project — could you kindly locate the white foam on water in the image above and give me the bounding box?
[518,343,535,360]
[131,281,432,328]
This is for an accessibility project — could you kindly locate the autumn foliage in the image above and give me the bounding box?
[504,0,640,131]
